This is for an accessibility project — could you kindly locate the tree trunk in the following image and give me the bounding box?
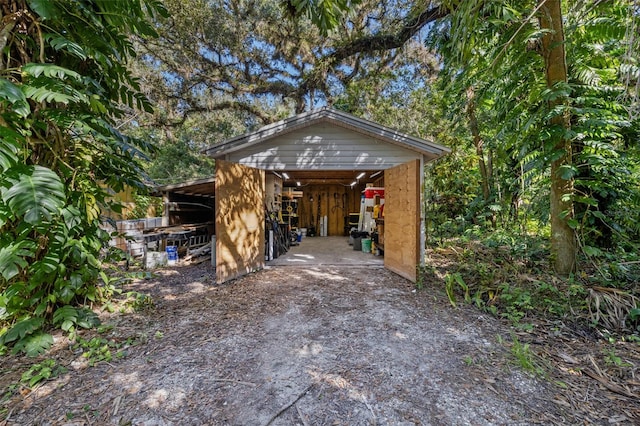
[466,87,491,201]
[466,86,495,228]
[539,0,576,275]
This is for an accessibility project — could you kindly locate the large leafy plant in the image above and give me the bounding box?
[0,0,166,355]
[432,1,640,261]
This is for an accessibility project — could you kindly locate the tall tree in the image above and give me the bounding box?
[539,0,575,274]
[429,0,639,272]
[132,0,445,126]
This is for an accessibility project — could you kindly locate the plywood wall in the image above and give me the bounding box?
[383,160,420,282]
[291,184,364,236]
[215,160,265,284]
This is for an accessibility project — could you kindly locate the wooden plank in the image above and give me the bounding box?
[383,159,420,282]
[293,184,360,236]
[215,160,265,284]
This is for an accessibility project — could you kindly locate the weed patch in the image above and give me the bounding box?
[72,333,145,367]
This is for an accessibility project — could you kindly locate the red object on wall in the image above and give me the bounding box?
[364,187,385,198]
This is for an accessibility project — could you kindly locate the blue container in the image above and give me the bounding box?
[166,246,178,263]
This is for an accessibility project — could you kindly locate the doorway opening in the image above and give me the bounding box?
[264,169,385,265]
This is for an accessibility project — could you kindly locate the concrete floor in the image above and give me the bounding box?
[267,236,383,266]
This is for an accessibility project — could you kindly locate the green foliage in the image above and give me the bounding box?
[286,0,360,35]
[0,0,166,355]
[142,129,217,185]
[125,191,162,220]
[72,334,143,366]
[444,273,470,308]
[498,284,534,324]
[433,0,640,264]
[52,306,101,332]
[603,347,632,368]
[629,308,640,326]
[73,337,118,366]
[11,332,55,358]
[432,230,591,328]
[124,292,155,312]
[0,318,51,356]
[20,359,67,388]
[432,225,639,338]
[415,264,439,290]
[509,333,545,377]
[1,166,66,224]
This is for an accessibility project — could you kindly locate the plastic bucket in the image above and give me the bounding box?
[166,246,178,264]
[361,238,372,253]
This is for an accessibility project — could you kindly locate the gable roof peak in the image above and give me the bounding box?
[204,107,451,160]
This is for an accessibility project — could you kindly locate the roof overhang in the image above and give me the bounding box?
[152,177,215,198]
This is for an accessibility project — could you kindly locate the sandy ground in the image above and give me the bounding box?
[1,248,638,424]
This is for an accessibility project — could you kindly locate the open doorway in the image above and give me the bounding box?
[264,169,386,265]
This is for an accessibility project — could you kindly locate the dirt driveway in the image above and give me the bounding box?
[1,263,595,425]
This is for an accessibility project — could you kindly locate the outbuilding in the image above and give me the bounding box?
[205,107,450,284]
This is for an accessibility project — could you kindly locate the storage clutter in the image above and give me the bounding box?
[359,187,384,232]
[264,172,386,260]
[350,230,367,251]
[264,176,305,261]
[348,185,385,256]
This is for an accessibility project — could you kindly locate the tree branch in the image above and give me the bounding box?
[157,100,272,127]
[326,4,448,64]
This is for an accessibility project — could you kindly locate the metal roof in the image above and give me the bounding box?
[152,177,215,198]
[204,107,451,160]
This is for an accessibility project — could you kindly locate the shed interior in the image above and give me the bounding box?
[266,169,384,238]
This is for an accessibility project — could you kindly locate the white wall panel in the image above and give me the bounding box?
[228,123,420,170]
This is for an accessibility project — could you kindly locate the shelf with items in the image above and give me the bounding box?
[282,187,303,200]
[375,218,384,252]
[281,198,299,227]
[266,173,283,212]
[282,193,304,244]
[282,188,302,216]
